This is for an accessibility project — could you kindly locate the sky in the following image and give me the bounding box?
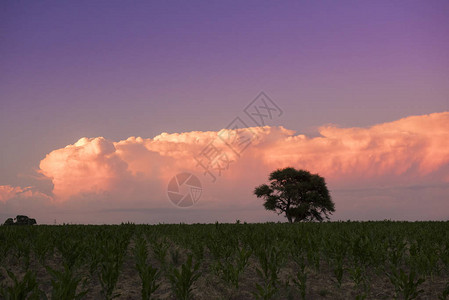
[0,0,448,224]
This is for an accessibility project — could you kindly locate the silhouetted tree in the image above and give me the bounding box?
[3,215,37,225]
[254,167,335,223]
[3,218,14,225]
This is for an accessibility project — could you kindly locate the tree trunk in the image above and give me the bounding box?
[286,199,292,223]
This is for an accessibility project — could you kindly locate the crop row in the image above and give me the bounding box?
[0,221,449,299]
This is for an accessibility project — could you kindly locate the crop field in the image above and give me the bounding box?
[0,222,449,300]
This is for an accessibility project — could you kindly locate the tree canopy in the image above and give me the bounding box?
[3,215,36,226]
[254,167,335,222]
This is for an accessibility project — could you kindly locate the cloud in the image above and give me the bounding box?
[0,185,51,203]
[35,112,449,204]
[38,137,131,200]
[2,111,444,223]
[258,112,449,183]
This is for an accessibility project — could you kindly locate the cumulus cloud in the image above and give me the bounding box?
[1,111,439,222]
[0,185,51,203]
[35,112,449,204]
[38,137,130,199]
[257,112,449,182]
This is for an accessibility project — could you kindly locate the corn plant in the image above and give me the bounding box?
[327,235,349,288]
[98,236,129,300]
[213,246,251,289]
[253,281,277,300]
[0,269,44,300]
[305,238,321,271]
[387,237,406,269]
[387,268,425,300]
[46,265,89,300]
[168,254,201,300]
[55,239,83,271]
[151,238,169,268]
[134,235,160,300]
[441,241,449,273]
[438,282,449,300]
[32,231,53,266]
[349,264,368,299]
[170,248,181,266]
[13,238,31,271]
[191,242,204,261]
[253,245,285,299]
[331,256,345,288]
[291,260,307,300]
[289,240,308,299]
[98,258,122,299]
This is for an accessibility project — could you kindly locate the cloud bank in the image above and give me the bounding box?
[2,112,448,223]
[0,185,51,203]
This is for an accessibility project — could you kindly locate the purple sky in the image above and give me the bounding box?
[0,1,448,223]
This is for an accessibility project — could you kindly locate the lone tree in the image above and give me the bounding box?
[254,167,335,223]
[3,215,37,226]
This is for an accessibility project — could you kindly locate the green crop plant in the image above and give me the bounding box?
[97,235,130,300]
[46,265,89,300]
[134,235,160,300]
[0,269,44,300]
[168,254,201,300]
[191,242,204,261]
[291,260,307,300]
[12,238,32,271]
[387,268,425,300]
[349,264,368,299]
[236,246,252,274]
[331,256,345,288]
[213,246,252,289]
[151,238,169,268]
[32,231,53,266]
[387,237,406,269]
[438,282,449,300]
[170,248,181,266]
[253,245,285,299]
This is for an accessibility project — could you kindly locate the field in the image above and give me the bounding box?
[0,221,448,300]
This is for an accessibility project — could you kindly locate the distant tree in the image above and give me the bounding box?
[3,218,14,225]
[254,167,335,223]
[3,215,37,225]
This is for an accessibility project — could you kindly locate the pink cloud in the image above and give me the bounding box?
[0,185,51,203]
[1,112,448,223]
[31,111,448,222]
[257,112,449,182]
